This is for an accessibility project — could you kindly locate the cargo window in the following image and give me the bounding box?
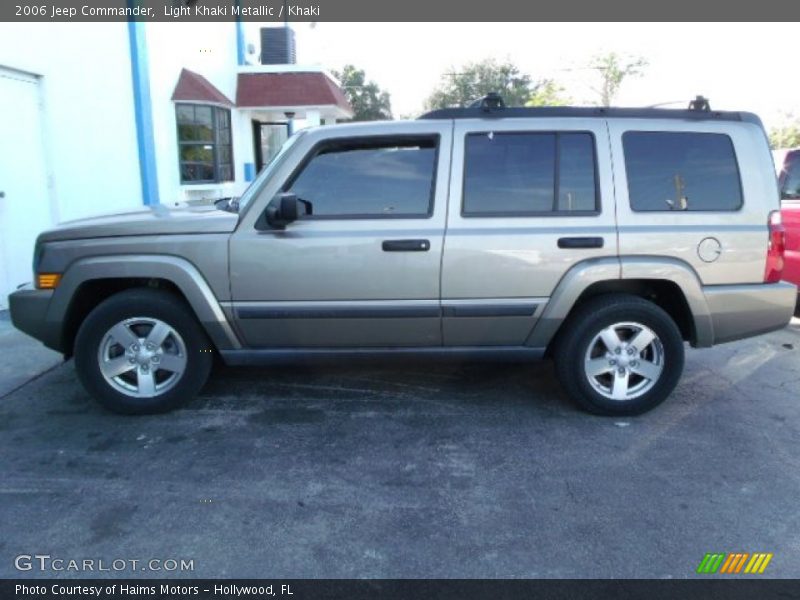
[286,136,438,218]
[623,132,743,211]
[462,132,598,216]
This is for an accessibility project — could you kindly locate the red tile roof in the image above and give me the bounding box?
[171,68,233,107]
[236,72,352,114]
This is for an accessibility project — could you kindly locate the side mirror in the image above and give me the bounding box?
[264,193,300,230]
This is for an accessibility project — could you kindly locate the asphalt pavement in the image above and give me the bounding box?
[1,315,798,578]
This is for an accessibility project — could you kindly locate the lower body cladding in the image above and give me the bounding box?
[219,346,546,366]
[221,298,545,364]
[220,283,797,365]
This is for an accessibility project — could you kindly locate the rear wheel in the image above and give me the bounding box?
[553,294,685,415]
[74,289,213,414]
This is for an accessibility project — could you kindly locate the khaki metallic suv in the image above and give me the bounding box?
[8,97,796,415]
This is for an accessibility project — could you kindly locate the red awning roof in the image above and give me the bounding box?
[171,68,233,107]
[236,72,352,113]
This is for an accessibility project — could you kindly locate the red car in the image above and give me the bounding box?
[777,148,800,311]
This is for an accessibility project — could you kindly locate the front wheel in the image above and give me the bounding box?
[74,289,213,414]
[553,294,685,415]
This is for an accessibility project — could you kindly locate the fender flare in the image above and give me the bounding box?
[47,254,241,351]
[525,256,714,348]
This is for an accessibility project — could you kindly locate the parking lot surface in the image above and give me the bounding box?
[1,320,799,578]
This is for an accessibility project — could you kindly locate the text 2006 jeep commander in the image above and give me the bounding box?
[8,97,796,416]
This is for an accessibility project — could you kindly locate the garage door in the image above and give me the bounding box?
[0,68,52,309]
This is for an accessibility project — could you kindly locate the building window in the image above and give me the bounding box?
[623,132,743,212]
[176,103,233,184]
[462,132,599,216]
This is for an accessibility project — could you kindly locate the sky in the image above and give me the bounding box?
[263,22,800,130]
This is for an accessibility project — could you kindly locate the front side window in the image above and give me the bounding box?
[176,103,233,184]
[462,132,598,216]
[286,136,438,218]
[623,131,742,211]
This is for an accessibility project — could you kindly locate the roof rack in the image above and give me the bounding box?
[418,93,750,123]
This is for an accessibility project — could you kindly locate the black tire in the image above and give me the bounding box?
[74,288,213,415]
[553,293,685,416]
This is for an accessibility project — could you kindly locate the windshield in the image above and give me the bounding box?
[236,131,305,211]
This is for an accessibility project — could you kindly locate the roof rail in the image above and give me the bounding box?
[418,93,745,122]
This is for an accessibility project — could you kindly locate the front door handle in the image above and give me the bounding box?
[557,237,604,249]
[382,239,430,252]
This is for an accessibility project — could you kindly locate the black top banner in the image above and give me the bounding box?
[4,0,800,22]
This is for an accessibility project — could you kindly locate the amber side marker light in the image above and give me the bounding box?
[36,273,62,289]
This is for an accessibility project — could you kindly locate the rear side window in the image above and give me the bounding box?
[623,132,743,212]
[780,151,800,200]
[286,136,438,218]
[462,132,598,216]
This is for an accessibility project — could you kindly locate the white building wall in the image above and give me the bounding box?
[0,23,141,222]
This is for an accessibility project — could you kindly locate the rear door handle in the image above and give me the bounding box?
[557,237,604,249]
[382,239,430,252]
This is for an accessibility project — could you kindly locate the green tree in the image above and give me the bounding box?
[769,113,800,149]
[332,65,392,122]
[525,79,571,107]
[425,59,538,110]
[589,52,648,106]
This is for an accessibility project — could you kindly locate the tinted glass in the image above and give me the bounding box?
[623,132,742,211]
[463,132,598,215]
[288,138,437,217]
[464,133,555,214]
[558,133,597,211]
[781,152,800,200]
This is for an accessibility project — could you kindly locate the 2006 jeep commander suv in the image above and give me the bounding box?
[8,97,796,416]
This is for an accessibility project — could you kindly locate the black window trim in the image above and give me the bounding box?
[279,134,441,221]
[176,102,235,186]
[460,130,602,218]
[622,130,745,214]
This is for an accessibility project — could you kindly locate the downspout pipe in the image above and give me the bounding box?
[127,5,159,206]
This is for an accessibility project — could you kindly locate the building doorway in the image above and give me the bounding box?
[252,121,289,172]
[0,67,53,308]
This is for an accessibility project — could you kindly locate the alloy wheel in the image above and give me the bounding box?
[583,321,665,401]
[97,317,187,398]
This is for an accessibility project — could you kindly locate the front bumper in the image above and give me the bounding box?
[8,284,60,351]
[704,281,797,345]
